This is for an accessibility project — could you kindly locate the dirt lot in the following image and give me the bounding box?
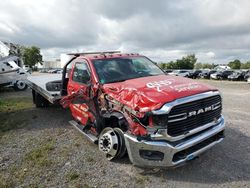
[0,80,250,188]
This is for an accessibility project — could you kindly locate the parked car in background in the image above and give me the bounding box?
[200,70,217,79]
[163,69,173,74]
[228,71,245,81]
[47,69,54,73]
[210,70,234,80]
[51,69,60,74]
[189,70,202,79]
[168,70,190,77]
[39,69,48,73]
[244,70,250,81]
[56,70,63,74]
[48,69,62,74]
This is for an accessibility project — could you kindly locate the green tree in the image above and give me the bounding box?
[202,63,215,69]
[194,63,203,69]
[163,55,197,69]
[175,54,197,69]
[165,61,178,69]
[241,61,250,69]
[159,63,167,69]
[194,63,215,69]
[228,59,241,69]
[23,46,42,67]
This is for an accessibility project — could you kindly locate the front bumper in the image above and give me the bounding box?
[124,117,225,167]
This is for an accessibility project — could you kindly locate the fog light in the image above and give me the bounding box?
[139,150,164,161]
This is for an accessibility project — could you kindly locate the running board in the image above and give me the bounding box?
[69,120,98,144]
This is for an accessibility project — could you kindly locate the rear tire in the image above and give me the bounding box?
[32,89,36,104]
[35,92,49,108]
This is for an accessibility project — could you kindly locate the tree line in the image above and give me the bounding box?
[159,54,250,70]
[9,45,42,67]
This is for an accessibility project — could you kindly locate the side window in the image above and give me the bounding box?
[72,62,91,84]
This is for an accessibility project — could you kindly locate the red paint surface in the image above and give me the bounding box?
[102,74,217,113]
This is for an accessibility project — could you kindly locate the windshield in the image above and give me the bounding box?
[93,57,164,84]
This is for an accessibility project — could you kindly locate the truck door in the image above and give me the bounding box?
[67,60,93,125]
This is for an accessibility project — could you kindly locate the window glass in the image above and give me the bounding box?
[93,57,164,84]
[72,62,90,84]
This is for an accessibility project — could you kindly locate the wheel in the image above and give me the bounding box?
[98,127,127,160]
[114,128,127,159]
[35,93,49,108]
[14,80,27,91]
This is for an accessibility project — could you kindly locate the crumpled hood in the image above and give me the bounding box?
[103,75,218,113]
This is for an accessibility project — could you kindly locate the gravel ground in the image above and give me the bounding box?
[0,80,250,187]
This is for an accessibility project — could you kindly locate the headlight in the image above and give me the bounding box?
[152,115,168,128]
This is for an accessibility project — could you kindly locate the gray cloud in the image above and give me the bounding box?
[1,0,250,63]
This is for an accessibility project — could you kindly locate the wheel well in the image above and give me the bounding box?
[103,115,129,132]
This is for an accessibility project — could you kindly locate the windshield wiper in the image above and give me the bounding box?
[105,79,127,84]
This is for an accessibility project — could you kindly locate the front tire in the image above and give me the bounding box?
[34,92,49,108]
[98,127,127,160]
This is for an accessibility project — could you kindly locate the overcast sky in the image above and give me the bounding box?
[1,0,250,63]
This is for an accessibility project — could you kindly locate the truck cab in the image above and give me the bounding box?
[27,52,225,167]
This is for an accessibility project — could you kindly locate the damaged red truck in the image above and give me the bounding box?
[26,51,225,167]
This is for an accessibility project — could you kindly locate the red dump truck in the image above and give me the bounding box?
[26,51,225,167]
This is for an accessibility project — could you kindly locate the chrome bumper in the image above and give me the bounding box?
[124,117,225,167]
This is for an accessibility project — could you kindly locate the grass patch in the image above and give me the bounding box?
[134,175,149,185]
[0,112,28,134]
[0,97,33,134]
[0,97,33,113]
[66,171,79,181]
[86,156,95,162]
[0,175,14,188]
[24,139,55,167]
[9,139,56,185]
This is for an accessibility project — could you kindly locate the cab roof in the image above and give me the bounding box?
[67,51,141,60]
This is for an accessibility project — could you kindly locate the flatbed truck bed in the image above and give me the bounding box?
[26,74,62,104]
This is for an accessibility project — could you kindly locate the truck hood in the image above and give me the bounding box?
[102,75,217,113]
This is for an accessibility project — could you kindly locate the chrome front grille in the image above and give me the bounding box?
[167,95,222,137]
